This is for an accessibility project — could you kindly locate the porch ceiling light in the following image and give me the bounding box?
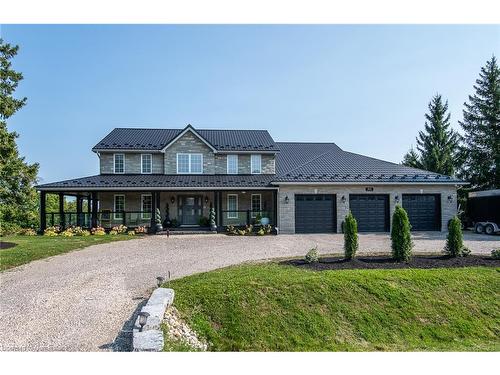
[156,276,165,287]
[138,311,150,332]
[205,196,209,204]
[170,196,175,204]
[284,195,289,204]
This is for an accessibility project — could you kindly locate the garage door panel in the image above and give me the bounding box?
[349,194,389,232]
[402,194,440,231]
[295,194,336,233]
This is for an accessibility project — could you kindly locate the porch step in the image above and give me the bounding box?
[156,229,217,235]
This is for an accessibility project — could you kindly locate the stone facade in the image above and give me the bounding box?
[164,132,215,174]
[99,130,276,175]
[99,152,164,174]
[277,184,458,233]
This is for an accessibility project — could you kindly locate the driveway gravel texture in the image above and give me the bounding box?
[0,231,498,351]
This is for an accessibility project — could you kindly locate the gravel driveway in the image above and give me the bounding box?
[0,231,498,351]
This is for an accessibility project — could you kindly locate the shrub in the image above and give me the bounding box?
[245,224,253,234]
[391,205,413,262]
[111,224,127,234]
[0,222,22,236]
[91,226,106,236]
[73,226,90,236]
[257,228,265,236]
[226,225,237,235]
[237,229,246,236]
[263,224,273,234]
[343,211,358,260]
[445,216,470,257]
[109,229,118,235]
[19,228,37,236]
[60,229,74,237]
[135,226,147,234]
[491,249,500,259]
[127,230,136,236]
[305,247,319,263]
[44,226,60,236]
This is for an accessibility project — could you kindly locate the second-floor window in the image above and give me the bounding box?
[177,153,203,174]
[141,154,152,174]
[251,154,262,174]
[114,153,125,174]
[227,154,238,174]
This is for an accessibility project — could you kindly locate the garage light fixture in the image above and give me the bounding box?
[138,311,150,332]
[205,196,209,204]
[447,195,453,203]
[170,196,175,204]
[341,195,346,204]
[395,195,400,203]
[284,195,289,204]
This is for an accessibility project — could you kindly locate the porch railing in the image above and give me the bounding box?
[221,210,274,227]
[45,211,152,229]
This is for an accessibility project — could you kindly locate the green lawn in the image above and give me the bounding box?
[165,263,500,351]
[0,235,136,271]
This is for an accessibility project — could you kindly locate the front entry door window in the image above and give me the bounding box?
[178,196,202,225]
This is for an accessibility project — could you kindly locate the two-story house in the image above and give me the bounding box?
[36,124,466,233]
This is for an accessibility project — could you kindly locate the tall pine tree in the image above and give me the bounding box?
[459,55,500,189]
[402,94,459,175]
[0,38,39,229]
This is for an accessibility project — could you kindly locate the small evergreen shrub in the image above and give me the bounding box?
[43,226,60,236]
[19,228,37,236]
[491,249,500,259]
[127,230,136,236]
[343,211,358,260]
[305,247,319,263]
[391,205,413,262]
[91,226,106,236]
[445,216,470,257]
[60,228,74,237]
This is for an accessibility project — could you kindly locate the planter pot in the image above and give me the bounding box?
[155,224,163,232]
[261,217,270,225]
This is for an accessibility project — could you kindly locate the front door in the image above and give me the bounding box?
[179,196,202,225]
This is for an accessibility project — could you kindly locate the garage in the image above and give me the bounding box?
[349,194,390,232]
[402,194,441,231]
[295,194,336,233]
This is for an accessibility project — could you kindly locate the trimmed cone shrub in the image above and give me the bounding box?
[391,205,413,262]
[445,216,470,257]
[344,211,358,260]
[305,247,319,263]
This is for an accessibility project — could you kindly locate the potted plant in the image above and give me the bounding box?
[162,203,171,228]
[155,208,163,232]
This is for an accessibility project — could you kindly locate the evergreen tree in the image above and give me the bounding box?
[459,55,500,189]
[402,94,458,175]
[0,38,39,228]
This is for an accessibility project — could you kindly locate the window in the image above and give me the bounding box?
[114,154,125,174]
[227,194,238,219]
[227,154,238,174]
[141,154,152,174]
[251,194,261,218]
[177,153,203,174]
[141,194,152,219]
[114,195,125,220]
[251,154,262,174]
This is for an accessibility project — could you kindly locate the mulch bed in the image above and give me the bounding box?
[281,255,500,271]
[0,241,17,250]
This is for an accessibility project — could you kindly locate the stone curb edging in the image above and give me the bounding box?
[132,288,175,352]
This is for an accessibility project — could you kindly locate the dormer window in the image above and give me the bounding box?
[141,154,152,174]
[251,154,262,174]
[177,153,203,174]
[227,155,238,174]
[114,153,125,174]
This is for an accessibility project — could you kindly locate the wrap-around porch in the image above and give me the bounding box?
[39,189,278,231]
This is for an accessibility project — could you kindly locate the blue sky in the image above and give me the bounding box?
[2,24,499,183]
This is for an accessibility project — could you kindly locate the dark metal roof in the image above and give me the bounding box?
[274,142,465,184]
[37,174,276,190]
[92,126,279,152]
